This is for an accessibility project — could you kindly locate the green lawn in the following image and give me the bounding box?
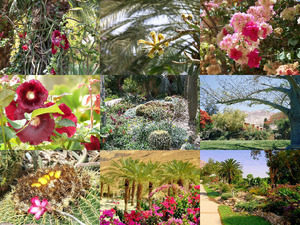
[203,185,220,198]
[200,140,290,150]
[219,205,271,225]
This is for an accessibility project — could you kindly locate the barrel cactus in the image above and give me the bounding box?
[136,101,174,120]
[148,130,172,150]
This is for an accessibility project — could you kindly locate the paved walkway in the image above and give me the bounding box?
[200,184,222,225]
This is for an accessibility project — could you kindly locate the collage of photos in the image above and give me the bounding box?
[0,0,101,224]
[200,0,300,225]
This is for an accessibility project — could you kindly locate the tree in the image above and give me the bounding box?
[218,158,242,184]
[100,75,106,126]
[212,108,246,132]
[263,118,270,130]
[201,75,300,149]
[246,174,254,185]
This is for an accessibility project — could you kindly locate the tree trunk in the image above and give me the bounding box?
[187,75,198,124]
[288,114,300,148]
[107,185,110,199]
[136,183,143,210]
[100,181,104,198]
[124,179,129,212]
[0,0,13,70]
[148,181,153,207]
[131,180,135,206]
[177,178,183,187]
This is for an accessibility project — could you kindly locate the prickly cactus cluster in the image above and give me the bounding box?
[148,130,172,150]
[136,101,174,120]
[13,164,91,214]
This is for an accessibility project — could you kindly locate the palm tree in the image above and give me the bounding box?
[100,174,115,199]
[218,158,242,184]
[162,160,199,188]
[100,0,200,76]
[107,157,141,212]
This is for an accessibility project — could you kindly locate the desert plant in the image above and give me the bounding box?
[148,130,172,150]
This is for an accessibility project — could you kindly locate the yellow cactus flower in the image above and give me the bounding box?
[49,171,55,177]
[137,31,169,58]
[43,175,50,180]
[31,183,41,188]
[55,171,61,179]
[38,177,48,185]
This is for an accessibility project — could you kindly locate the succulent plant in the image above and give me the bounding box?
[0,167,100,225]
[164,96,173,101]
[148,130,172,150]
[136,101,174,120]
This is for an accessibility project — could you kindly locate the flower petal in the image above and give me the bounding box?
[28,206,39,214]
[41,199,48,207]
[137,39,155,46]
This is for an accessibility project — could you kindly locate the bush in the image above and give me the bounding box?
[219,183,231,193]
[221,193,233,200]
[148,130,172,150]
[249,187,269,196]
[263,184,300,224]
[235,200,261,212]
[136,101,174,120]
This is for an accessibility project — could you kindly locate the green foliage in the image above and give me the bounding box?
[122,77,140,95]
[221,193,233,200]
[235,200,262,212]
[212,108,246,133]
[148,130,172,150]
[0,89,15,108]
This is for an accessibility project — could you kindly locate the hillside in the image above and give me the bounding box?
[101,150,200,174]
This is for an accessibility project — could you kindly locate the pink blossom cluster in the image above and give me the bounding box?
[219,0,276,68]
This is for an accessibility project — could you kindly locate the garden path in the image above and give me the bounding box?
[100,197,136,212]
[200,184,222,225]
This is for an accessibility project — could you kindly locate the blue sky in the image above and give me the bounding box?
[201,150,269,178]
[200,75,282,113]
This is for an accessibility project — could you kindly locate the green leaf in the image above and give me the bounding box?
[31,104,64,118]
[288,38,299,47]
[286,52,292,60]
[5,116,27,129]
[0,89,15,108]
[297,48,300,59]
[278,52,285,61]
[89,128,100,135]
[56,119,76,127]
[24,113,31,121]
[0,126,16,144]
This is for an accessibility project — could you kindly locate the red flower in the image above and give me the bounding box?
[60,35,69,50]
[229,48,243,60]
[247,49,262,68]
[83,135,100,150]
[47,103,77,137]
[242,21,260,42]
[19,32,27,38]
[50,68,56,75]
[22,45,28,51]
[0,31,4,37]
[51,43,58,54]
[16,79,48,111]
[51,30,62,47]
[5,102,55,145]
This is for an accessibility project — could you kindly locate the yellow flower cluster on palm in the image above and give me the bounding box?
[31,170,61,188]
[138,31,169,58]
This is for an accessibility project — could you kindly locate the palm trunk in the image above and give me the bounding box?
[131,180,135,206]
[107,185,110,199]
[100,181,104,198]
[124,179,129,212]
[148,182,153,207]
[177,178,183,187]
[136,183,143,210]
[187,75,198,124]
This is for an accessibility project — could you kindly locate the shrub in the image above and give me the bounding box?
[136,101,174,120]
[249,187,269,196]
[164,96,172,101]
[221,193,233,200]
[235,200,261,212]
[219,183,230,193]
[148,130,172,150]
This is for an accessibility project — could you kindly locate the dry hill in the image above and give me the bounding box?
[101,150,200,174]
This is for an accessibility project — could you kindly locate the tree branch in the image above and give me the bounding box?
[218,97,290,115]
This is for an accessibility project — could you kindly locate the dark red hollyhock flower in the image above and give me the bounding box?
[22,45,28,51]
[51,43,58,54]
[16,79,48,111]
[50,68,56,75]
[83,135,100,150]
[60,35,69,50]
[46,102,77,137]
[5,101,55,145]
[52,30,62,47]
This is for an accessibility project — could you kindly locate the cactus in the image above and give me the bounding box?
[164,96,172,102]
[136,101,174,120]
[148,130,172,150]
[0,150,24,198]
[0,168,100,225]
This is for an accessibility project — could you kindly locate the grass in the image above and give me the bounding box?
[219,205,271,225]
[203,185,220,198]
[200,140,290,150]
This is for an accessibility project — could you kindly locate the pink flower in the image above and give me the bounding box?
[229,48,243,60]
[242,21,260,42]
[0,31,4,37]
[22,45,28,51]
[28,196,48,220]
[52,30,62,47]
[247,49,262,68]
